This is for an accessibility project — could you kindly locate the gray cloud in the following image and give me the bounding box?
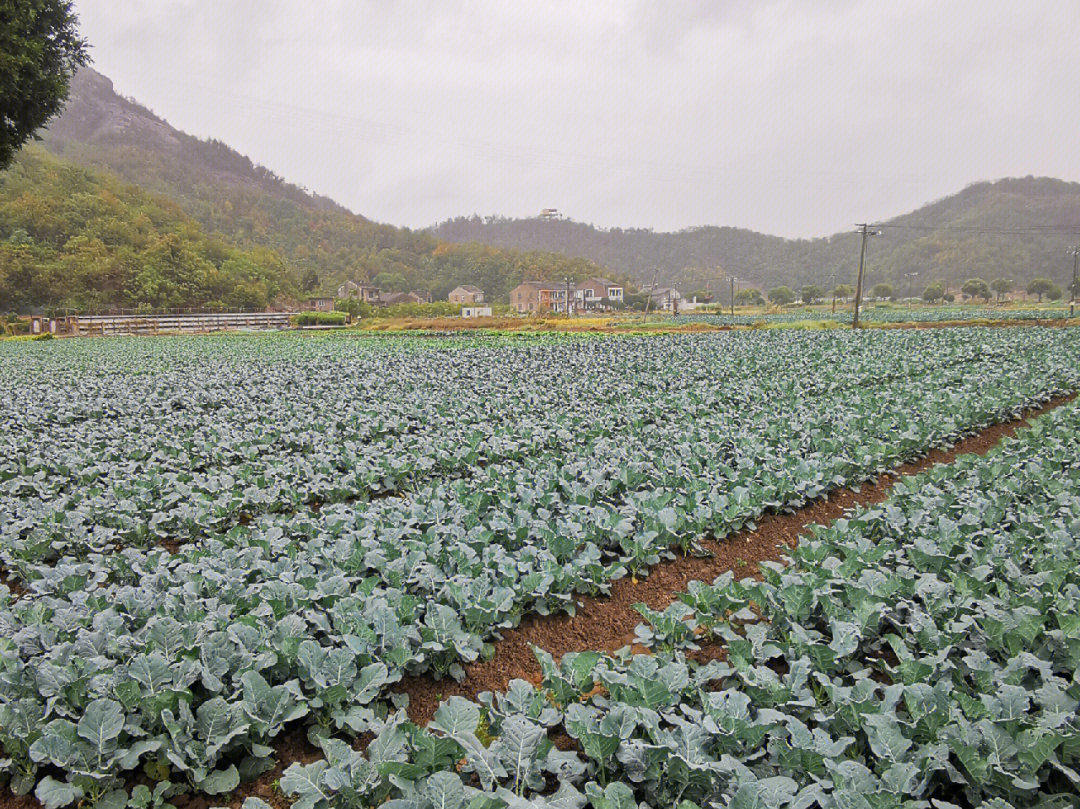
[73,0,1080,237]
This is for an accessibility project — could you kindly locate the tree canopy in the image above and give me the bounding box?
[990,277,1013,300]
[768,286,795,305]
[735,288,764,306]
[1027,277,1055,302]
[960,278,992,302]
[923,281,945,302]
[0,0,88,169]
[0,148,293,313]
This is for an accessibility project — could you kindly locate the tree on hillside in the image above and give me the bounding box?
[0,148,297,313]
[1026,277,1055,302]
[373,271,407,292]
[870,283,894,301]
[300,269,320,293]
[923,281,945,303]
[961,278,992,302]
[990,278,1013,302]
[768,286,795,305]
[1047,284,1063,302]
[0,0,89,169]
[735,288,764,306]
[799,284,824,304]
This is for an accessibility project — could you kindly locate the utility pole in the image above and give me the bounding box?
[564,276,571,317]
[851,223,879,329]
[1069,246,1079,319]
[642,270,659,324]
[730,275,736,317]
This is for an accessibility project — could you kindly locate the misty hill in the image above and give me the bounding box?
[44,69,349,217]
[432,178,1080,295]
[6,68,605,310]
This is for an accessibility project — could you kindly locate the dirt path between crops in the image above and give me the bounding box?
[398,391,1077,726]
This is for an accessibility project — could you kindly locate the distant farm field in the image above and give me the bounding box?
[2,328,1079,809]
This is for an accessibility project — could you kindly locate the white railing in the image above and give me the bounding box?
[73,312,292,336]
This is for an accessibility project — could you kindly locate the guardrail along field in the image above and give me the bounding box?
[1,327,1078,809]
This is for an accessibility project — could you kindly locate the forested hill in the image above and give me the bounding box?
[0,68,606,312]
[432,177,1080,295]
[0,147,295,313]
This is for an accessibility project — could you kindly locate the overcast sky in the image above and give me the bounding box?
[73,0,1080,238]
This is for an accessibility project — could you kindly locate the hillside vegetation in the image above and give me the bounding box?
[0,147,294,312]
[432,177,1080,295]
[1,69,604,312]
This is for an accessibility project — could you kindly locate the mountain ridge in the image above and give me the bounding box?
[43,69,349,216]
[431,175,1080,294]
[7,67,1080,311]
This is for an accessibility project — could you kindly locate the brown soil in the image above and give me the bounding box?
[214,726,321,809]
[0,392,1072,809]
[355,316,1079,336]
[0,567,26,598]
[397,392,1075,726]
[865,318,1079,331]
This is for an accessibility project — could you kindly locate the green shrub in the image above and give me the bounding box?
[293,311,348,327]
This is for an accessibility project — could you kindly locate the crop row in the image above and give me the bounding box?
[675,305,1072,326]
[1,330,1073,577]
[273,397,1080,809]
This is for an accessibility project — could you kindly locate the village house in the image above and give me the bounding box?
[306,296,336,312]
[337,280,381,303]
[510,281,572,314]
[573,278,625,311]
[448,284,485,304]
[648,287,683,312]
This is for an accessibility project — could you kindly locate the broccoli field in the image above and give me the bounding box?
[1,328,1079,809]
